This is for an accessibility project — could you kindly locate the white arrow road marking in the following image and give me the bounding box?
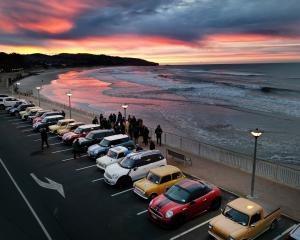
[30,173,65,198]
[0,159,52,240]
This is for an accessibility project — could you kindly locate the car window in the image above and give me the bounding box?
[250,213,261,225]
[160,175,172,184]
[172,172,182,180]
[147,172,160,184]
[118,152,125,158]
[142,156,151,165]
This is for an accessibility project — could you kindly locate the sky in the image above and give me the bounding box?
[1,0,300,64]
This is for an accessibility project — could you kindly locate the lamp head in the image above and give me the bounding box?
[122,104,128,109]
[36,86,41,90]
[66,91,72,97]
[251,128,262,138]
[16,82,20,86]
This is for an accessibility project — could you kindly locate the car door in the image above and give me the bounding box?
[130,157,147,181]
[159,174,172,194]
[186,189,210,217]
[247,213,264,239]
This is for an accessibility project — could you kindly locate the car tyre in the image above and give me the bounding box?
[117,176,132,188]
[210,197,221,211]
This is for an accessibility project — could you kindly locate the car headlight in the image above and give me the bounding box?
[229,237,235,240]
[165,210,173,219]
[208,224,213,229]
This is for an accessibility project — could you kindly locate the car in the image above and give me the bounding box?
[286,224,300,240]
[0,94,9,98]
[62,124,101,145]
[21,107,43,121]
[148,179,222,227]
[96,146,131,170]
[88,134,135,159]
[28,109,50,122]
[76,129,114,152]
[11,103,35,116]
[32,115,64,132]
[19,106,42,120]
[5,100,27,113]
[57,122,85,137]
[0,97,20,110]
[104,150,167,187]
[32,111,63,124]
[208,197,281,240]
[48,119,75,134]
[133,165,186,200]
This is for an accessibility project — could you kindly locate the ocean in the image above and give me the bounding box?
[23,63,300,167]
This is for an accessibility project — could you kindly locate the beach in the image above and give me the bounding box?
[19,64,300,168]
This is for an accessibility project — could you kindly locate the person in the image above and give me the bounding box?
[143,126,149,146]
[72,138,81,159]
[149,140,155,150]
[133,124,139,144]
[61,110,66,117]
[41,128,49,150]
[92,116,99,124]
[155,125,163,146]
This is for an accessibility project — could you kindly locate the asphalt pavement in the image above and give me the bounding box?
[0,110,297,240]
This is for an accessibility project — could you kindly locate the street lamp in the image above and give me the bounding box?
[66,91,72,118]
[16,82,20,99]
[249,128,263,198]
[36,86,41,107]
[122,103,128,119]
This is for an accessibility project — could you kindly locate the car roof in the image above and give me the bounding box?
[150,165,181,177]
[58,118,75,123]
[88,129,113,134]
[110,146,128,153]
[69,122,85,126]
[78,124,100,129]
[44,115,64,119]
[227,198,262,216]
[290,224,300,239]
[104,134,129,141]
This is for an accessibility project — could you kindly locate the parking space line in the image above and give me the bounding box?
[111,188,133,197]
[0,158,52,240]
[49,142,62,146]
[8,119,21,122]
[22,129,33,132]
[26,133,39,137]
[273,224,297,240]
[51,148,72,154]
[12,122,27,125]
[34,136,57,142]
[169,218,213,240]
[61,154,88,162]
[91,177,104,183]
[16,125,31,129]
[136,209,148,216]
[75,164,97,171]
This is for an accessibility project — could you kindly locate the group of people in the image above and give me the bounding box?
[92,112,164,149]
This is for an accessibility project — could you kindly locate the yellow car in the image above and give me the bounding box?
[19,107,41,119]
[49,119,75,134]
[133,165,186,200]
[57,122,85,137]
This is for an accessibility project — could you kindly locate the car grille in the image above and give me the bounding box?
[149,207,163,218]
[134,187,145,196]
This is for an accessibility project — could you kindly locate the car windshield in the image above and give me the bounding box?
[147,172,160,184]
[223,206,249,226]
[74,128,83,134]
[119,155,136,169]
[100,139,110,147]
[42,118,47,123]
[164,185,191,204]
[107,150,118,159]
[86,132,95,140]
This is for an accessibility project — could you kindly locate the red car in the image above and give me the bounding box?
[62,124,101,145]
[148,179,221,227]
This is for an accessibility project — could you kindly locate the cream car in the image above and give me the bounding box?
[96,146,130,170]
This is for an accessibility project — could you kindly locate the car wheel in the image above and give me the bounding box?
[149,193,158,201]
[270,220,278,230]
[117,176,132,188]
[210,197,221,211]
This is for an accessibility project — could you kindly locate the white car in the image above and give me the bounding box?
[96,146,130,170]
[104,150,167,187]
[0,97,20,110]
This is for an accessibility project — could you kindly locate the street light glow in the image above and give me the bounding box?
[122,104,128,109]
[16,82,20,86]
[251,128,262,137]
[36,86,41,90]
[66,91,72,97]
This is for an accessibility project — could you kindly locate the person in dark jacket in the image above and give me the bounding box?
[41,128,49,150]
[143,126,149,146]
[155,125,163,146]
[72,138,81,159]
[61,110,66,117]
[92,116,99,124]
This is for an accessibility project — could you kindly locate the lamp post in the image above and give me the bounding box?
[122,103,128,119]
[16,82,20,99]
[66,91,72,118]
[36,86,41,107]
[249,128,262,198]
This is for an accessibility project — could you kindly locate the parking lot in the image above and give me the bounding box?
[0,111,297,240]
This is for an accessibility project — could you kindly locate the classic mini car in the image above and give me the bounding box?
[20,107,42,120]
[148,179,221,227]
[133,165,186,200]
[286,224,300,240]
[32,115,64,132]
[28,110,49,122]
[96,146,131,170]
[10,103,34,116]
[76,129,114,152]
[62,124,101,145]
[48,119,75,134]
[104,150,167,187]
[57,122,85,137]
[5,100,26,113]
[208,197,281,240]
[32,111,63,124]
[0,97,20,110]
[88,134,135,159]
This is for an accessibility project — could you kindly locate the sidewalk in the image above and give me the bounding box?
[154,144,300,221]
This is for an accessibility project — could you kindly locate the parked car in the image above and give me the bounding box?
[33,115,64,132]
[21,107,43,121]
[28,109,50,122]
[104,150,167,187]
[208,197,281,240]
[57,122,85,137]
[286,224,300,240]
[19,106,41,120]
[96,146,131,170]
[76,129,114,152]
[133,165,186,200]
[0,97,20,110]
[0,94,9,98]
[49,119,75,134]
[62,124,101,145]
[148,179,221,227]
[10,103,34,116]
[5,100,27,113]
[88,134,135,159]
[32,111,63,124]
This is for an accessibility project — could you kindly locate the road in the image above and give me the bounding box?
[0,110,297,240]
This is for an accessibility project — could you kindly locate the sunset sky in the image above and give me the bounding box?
[1,0,300,64]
